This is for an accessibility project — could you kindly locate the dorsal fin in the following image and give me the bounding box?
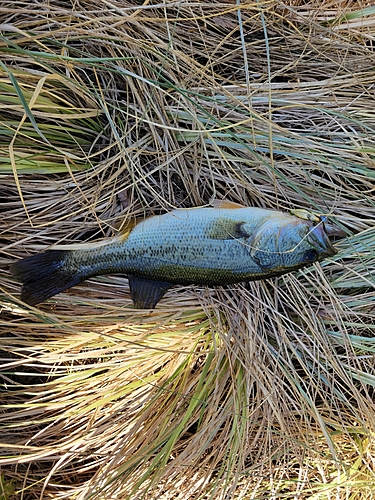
[52,218,141,250]
[118,217,141,241]
[211,199,246,209]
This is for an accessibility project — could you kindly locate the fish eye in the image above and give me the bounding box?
[304,249,318,262]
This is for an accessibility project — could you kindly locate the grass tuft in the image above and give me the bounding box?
[1,1,375,498]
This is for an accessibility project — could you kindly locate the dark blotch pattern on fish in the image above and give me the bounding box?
[10,204,337,308]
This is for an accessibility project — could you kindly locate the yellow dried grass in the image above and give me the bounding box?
[1,1,375,499]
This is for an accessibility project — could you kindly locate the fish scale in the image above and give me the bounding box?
[10,203,337,308]
[67,209,268,280]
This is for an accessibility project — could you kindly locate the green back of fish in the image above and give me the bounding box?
[11,206,336,308]
[67,207,334,285]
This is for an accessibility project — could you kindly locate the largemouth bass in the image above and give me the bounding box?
[11,200,337,309]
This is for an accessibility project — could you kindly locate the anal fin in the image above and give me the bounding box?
[128,274,173,309]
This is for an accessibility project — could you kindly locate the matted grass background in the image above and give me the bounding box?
[1,1,375,499]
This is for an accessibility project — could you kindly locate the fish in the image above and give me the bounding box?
[10,200,337,309]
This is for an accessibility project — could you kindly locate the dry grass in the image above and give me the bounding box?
[1,1,375,499]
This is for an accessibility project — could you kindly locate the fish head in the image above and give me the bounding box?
[248,212,337,273]
[277,215,338,269]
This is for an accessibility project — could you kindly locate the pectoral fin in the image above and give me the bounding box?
[208,218,250,240]
[128,275,173,309]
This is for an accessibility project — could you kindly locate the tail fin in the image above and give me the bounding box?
[10,250,81,306]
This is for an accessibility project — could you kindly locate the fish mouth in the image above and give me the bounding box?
[308,222,337,256]
[307,222,338,257]
[322,221,346,238]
